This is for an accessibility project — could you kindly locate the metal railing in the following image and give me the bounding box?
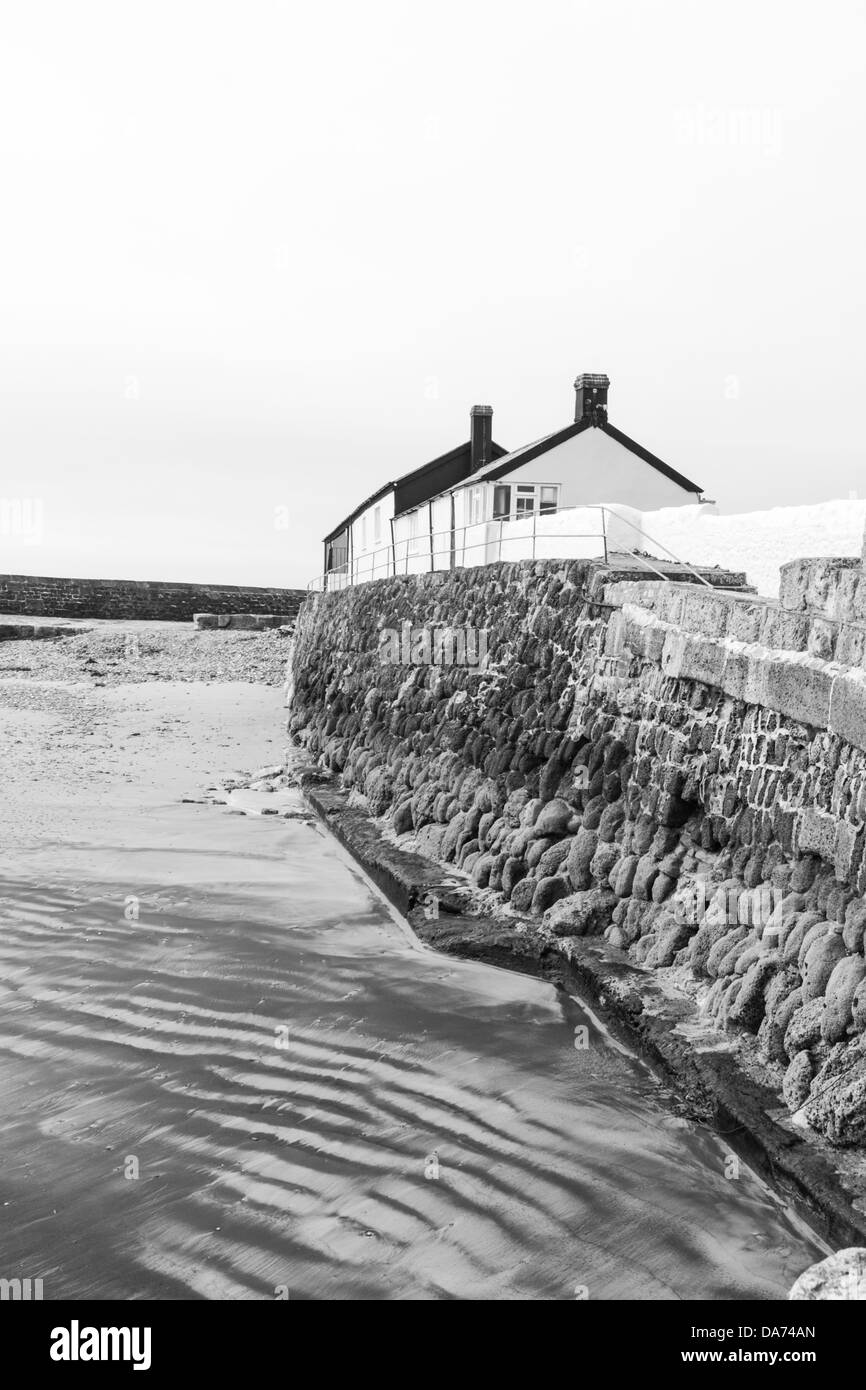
[309,503,718,594]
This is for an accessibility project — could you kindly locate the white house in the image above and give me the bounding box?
[320,373,704,587]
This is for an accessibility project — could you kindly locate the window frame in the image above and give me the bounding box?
[502,482,561,520]
[467,485,486,526]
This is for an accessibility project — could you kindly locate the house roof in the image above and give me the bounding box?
[322,481,393,545]
[322,437,509,543]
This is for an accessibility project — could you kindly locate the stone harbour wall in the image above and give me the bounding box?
[289,556,866,1147]
[0,573,305,622]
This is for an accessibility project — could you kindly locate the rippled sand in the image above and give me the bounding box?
[0,678,828,1298]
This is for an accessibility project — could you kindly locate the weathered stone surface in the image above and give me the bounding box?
[597,801,626,843]
[821,956,866,1043]
[843,901,866,953]
[543,887,618,937]
[783,1051,813,1112]
[781,912,824,965]
[789,1247,866,1299]
[536,839,572,877]
[531,874,571,916]
[501,856,527,897]
[829,670,866,754]
[784,998,826,1055]
[532,797,572,838]
[590,840,620,883]
[853,977,866,1032]
[643,917,694,968]
[728,955,779,1032]
[612,854,639,898]
[803,1048,866,1146]
[801,929,848,1001]
[566,828,598,892]
[526,837,554,869]
[707,927,750,978]
[632,853,659,901]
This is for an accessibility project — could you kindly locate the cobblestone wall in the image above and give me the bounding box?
[290,557,866,1145]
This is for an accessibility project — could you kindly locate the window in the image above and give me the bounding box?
[493,485,511,519]
[504,483,560,519]
[374,505,382,545]
[360,514,368,550]
[515,485,536,518]
[468,486,485,525]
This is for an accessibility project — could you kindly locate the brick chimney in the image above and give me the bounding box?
[574,373,610,424]
[470,404,493,472]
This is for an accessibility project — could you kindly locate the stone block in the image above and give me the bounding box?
[834,821,864,884]
[680,589,731,638]
[721,647,769,707]
[763,656,834,729]
[829,669,866,753]
[726,599,767,644]
[806,618,835,661]
[834,623,866,668]
[796,807,838,863]
[761,609,810,653]
[660,629,727,688]
[628,617,666,663]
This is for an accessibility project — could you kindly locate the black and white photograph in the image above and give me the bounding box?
[2,0,866,1349]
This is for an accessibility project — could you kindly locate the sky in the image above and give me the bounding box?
[1,0,865,589]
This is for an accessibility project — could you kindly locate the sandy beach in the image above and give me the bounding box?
[0,622,830,1298]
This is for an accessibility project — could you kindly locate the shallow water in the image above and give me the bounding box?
[0,682,829,1299]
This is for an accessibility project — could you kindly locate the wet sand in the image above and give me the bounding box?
[0,675,829,1299]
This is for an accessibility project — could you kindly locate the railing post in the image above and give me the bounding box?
[531,508,536,561]
[499,517,504,563]
[601,507,608,563]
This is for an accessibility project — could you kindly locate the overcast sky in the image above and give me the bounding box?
[2,0,865,588]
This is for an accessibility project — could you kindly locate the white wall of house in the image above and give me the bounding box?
[348,490,396,581]
[499,429,699,510]
[393,503,429,576]
[431,495,451,570]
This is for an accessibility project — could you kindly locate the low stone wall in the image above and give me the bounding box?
[0,622,90,641]
[290,556,866,1147]
[194,613,295,631]
[0,573,304,622]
